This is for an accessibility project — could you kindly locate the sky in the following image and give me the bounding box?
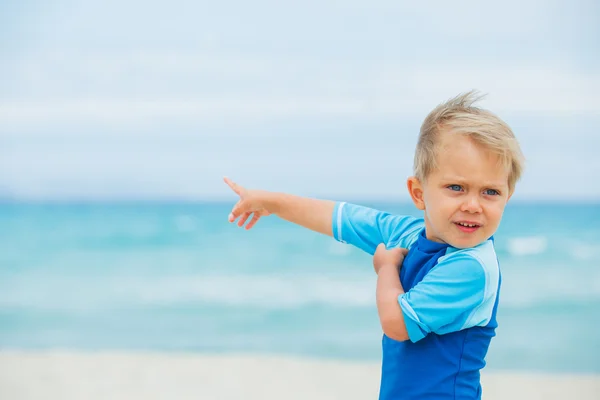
[1,0,599,201]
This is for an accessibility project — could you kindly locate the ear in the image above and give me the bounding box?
[407,176,425,210]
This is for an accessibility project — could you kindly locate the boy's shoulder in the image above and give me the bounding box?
[437,240,500,285]
[444,239,497,261]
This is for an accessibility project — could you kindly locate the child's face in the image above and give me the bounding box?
[409,132,512,249]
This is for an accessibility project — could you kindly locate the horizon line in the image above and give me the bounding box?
[1,197,599,206]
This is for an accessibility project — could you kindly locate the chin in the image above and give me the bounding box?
[448,237,485,249]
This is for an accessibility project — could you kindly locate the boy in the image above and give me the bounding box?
[224,91,525,400]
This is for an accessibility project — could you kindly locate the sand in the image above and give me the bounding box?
[1,351,598,400]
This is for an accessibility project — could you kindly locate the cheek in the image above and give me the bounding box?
[428,200,454,222]
[424,190,445,207]
[486,204,505,223]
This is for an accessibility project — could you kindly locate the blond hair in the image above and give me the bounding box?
[414,90,525,192]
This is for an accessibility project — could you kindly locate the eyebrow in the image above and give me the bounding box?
[440,177,507,188]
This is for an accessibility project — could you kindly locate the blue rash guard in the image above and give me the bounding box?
[332,202,501,400]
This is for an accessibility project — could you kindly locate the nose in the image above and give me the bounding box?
[461,194,482,213]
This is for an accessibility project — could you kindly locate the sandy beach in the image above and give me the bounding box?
[0,351,598,400]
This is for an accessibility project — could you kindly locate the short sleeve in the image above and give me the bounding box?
[399,252,499,343]
[331,202,424,255]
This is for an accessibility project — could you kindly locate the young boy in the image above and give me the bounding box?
[224,91,524,400]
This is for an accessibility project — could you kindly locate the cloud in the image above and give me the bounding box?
[1,0,598,200]
[1,60,598,132]
[2,0,597,133]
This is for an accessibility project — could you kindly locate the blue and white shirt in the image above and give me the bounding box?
[332,202,501,400]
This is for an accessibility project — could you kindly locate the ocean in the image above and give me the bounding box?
[1,201,599,373]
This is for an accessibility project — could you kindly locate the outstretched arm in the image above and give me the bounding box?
[224,177,424,254]
[268,193,336,237]
[225,177,335,236]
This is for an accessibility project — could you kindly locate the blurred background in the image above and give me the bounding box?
[1,0,599,394]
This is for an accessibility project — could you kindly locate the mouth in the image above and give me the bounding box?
[454,221,482,233]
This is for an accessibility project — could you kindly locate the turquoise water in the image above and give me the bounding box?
[1,201,599,373]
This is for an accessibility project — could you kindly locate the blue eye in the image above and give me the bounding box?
[484,189,499,196]
[447,185,463,192]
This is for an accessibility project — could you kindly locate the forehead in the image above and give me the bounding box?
[433,132,509,186]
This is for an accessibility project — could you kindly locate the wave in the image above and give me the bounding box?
[0,273,377,311]
[129,274,377,308]
[506,236,548,256]
[499,268,600,309]
[568,243,600,261]
[2,269,599,313]
[504,236,600,261]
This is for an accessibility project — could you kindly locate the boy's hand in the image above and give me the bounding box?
[373,244,408,274]
[224,177,272,230]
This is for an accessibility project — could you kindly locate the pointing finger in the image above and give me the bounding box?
[223,176,242,195]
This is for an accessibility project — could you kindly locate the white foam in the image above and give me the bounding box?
[499,267,600,308]
[3,265,600,312]
[128,274,376,308]
[0,273,377,311]
[507,236,548,256]
[569,243,600,261]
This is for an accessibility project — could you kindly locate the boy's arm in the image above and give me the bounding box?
[225,177,424,255]
[377,264,409,341]
[399,252,499,342]
[374,245,410,341]
[267,193,336,237]
[332,202,422,255]
[371,243,500,343]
